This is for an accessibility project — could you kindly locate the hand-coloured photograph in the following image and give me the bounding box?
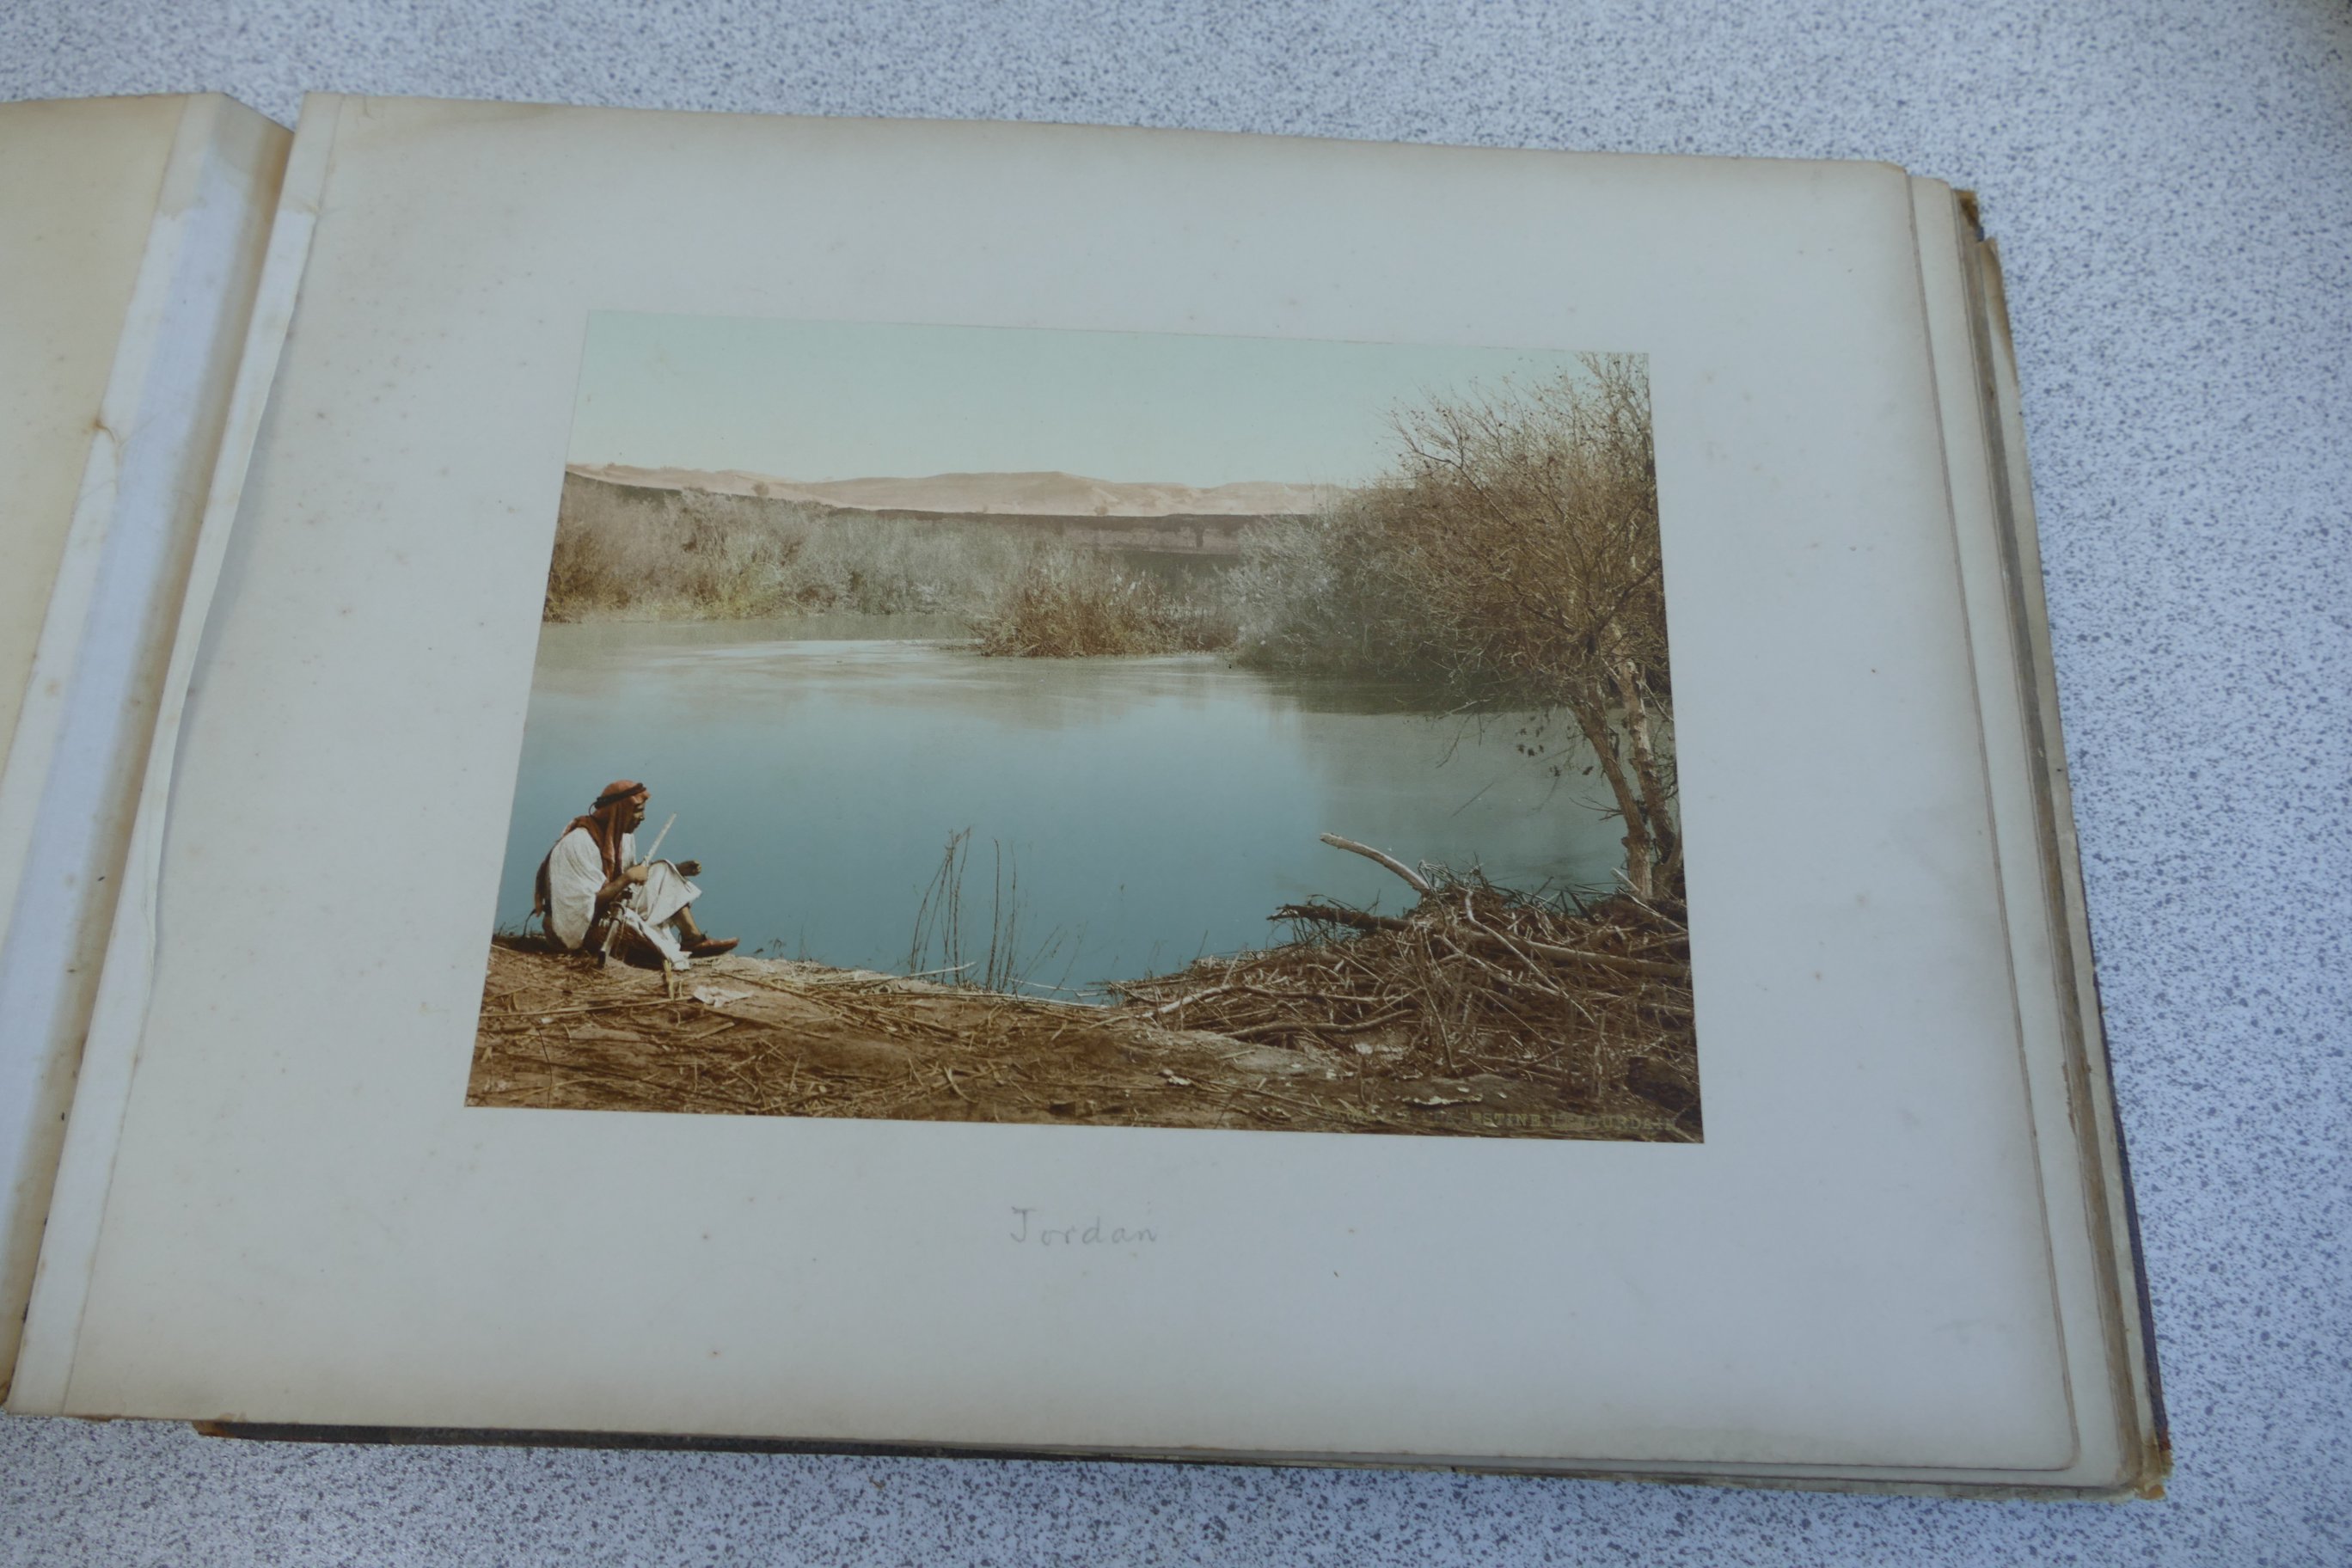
[469,316,1695,1141]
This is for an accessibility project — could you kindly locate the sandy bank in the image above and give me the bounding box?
[467,942,1687,1141]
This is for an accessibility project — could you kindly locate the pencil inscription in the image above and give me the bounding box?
[1010,1207,1157,1246]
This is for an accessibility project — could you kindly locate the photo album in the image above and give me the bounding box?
[0,91,2165,1496]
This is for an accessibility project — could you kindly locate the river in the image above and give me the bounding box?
[493,616,1629,995]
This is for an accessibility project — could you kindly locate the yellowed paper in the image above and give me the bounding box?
[16,99,2147,1490]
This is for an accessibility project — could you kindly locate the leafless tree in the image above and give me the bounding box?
[1375,353,1674,895]
[1233,356,1675,895]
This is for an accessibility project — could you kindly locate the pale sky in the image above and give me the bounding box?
[567,314,1603,488]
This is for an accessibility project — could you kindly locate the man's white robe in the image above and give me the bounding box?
[542,827,702,965]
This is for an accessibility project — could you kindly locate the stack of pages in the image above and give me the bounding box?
[0,92,2165,1497]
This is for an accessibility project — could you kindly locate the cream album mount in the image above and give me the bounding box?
[0,93,2164,1498]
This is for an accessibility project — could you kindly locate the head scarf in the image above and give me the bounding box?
[567,779,647,881]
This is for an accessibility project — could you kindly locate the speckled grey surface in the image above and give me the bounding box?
[3,2,2347,1562]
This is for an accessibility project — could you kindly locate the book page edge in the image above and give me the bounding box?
[1960,199,2170,1498]
[5,95,337,1414]
[0,94,291,1397]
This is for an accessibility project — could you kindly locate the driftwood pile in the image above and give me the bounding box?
[1114,836,1700,1137]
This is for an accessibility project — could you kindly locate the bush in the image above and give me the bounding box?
[971,547,1237,657]
[1230,497,1433,677]
[1227,355,1677,894]
[547,474,1052,623]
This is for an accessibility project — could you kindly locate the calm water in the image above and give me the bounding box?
[494,616,1626,995]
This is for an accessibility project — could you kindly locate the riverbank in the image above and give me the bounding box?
[1117,852,1699,1138]
[467,924,1693,1141]
[542,469,1249,651]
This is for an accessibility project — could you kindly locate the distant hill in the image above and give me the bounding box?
[567,464,1342,518]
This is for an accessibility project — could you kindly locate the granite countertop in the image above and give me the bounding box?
[3,3,2346,1563]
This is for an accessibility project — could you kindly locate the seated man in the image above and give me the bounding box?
[533,779,736,966]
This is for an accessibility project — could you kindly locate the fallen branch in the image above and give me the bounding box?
[1278,900,1687,980]
[1319,833,1435,894]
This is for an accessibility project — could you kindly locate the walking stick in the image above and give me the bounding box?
[597,812,676,964]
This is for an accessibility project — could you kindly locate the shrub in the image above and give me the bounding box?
[1230,497,1433,677]
[1227,354,1676,894]
[971,547,1237,657]
[546,475,1050,623]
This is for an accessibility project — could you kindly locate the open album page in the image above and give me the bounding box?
[15,97,2141,1489]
